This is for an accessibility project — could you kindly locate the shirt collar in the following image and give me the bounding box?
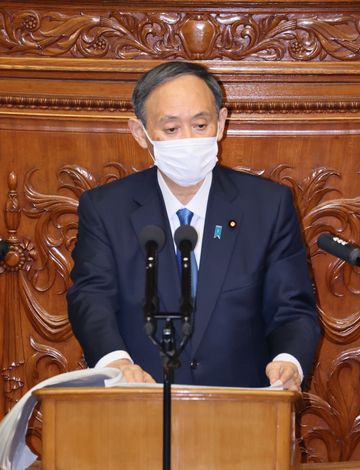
[157,170,212,220]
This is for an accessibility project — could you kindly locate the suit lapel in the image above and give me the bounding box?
[130,169,180,313]
[191,167,243,354]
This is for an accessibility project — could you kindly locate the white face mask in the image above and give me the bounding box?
[143,127,219,187]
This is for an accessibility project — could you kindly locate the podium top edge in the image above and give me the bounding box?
[34,386,300,402]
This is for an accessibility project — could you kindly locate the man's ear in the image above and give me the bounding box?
[128,118,148,149]
[217,107,228,141]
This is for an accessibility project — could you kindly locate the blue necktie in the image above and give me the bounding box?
[176,208,198,299]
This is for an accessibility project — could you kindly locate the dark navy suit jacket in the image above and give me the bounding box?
[67,165,320,387]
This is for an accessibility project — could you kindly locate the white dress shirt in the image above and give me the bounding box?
[95,170,303,383]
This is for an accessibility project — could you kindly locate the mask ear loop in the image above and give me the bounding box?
[142,124,156,163]
[142,124,154,144]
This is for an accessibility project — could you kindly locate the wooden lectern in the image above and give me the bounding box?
[35,386,300,470]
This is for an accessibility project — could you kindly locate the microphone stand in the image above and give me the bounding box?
[146,311,192,470]
[160,316,180,470]
[145,289,194,470]
[143,225,196,470]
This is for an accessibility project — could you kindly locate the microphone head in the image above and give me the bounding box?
[174,225,198,251]
[0,239,9,261]
[139,225,166,252]
[317,232,351,252]
[317,232,360,266]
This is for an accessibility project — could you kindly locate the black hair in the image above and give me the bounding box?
[132,61,223,125]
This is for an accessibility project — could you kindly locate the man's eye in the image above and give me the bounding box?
[165,127,177,134]
[196,123,207,130]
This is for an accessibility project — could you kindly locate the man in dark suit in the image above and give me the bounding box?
[67,62,320,391]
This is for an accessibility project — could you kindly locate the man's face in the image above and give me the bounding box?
[129,74,227,148]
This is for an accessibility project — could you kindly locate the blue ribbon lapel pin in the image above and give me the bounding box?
[214,225,222,239]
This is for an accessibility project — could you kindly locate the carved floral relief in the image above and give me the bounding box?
[301,348,360,462]
[0,8,360,61]
[0,163,135,411]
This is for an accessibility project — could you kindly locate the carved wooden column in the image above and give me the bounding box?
[0,172,35,411]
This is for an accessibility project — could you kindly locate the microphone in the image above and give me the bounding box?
[0,239,9,262]
[174,225,198,336]
[140,225,166,336]
[317,232,360,267]
[174,225,198,254]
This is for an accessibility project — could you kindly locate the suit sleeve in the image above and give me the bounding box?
[263,186,320,381]
[67,190,126,367]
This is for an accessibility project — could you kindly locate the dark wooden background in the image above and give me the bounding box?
[0,0,359,464]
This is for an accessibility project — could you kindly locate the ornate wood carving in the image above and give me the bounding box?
[0,173,30,411]
[316,306,360,345]
[0,161,135,410]
[2,95,360,115]
[301,348,360,462]
[0,95,131,113]
[0,168,77,411]
[1,162,133,363]
[0,8,360,61]
[27,336,68,384]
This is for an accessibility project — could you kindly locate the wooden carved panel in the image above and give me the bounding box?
[0,0,359,466]
[0,5,360,61]
[302,349,360,462]
[0,171,71,414]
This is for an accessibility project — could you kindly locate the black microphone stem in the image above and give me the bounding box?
[179,239,194,337]
[144,240,158,336]
[140,225,165,337]
[174,225,198,338]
